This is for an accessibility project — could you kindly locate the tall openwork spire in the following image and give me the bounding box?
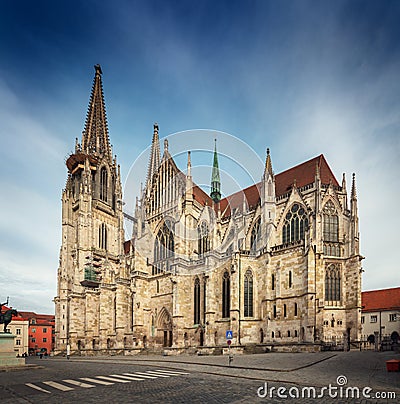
[146,123,161,185]
[81,64,112,161]
[210,139,221,203]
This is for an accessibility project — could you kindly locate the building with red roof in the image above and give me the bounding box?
[55,66,363,355]
[17,311,55,355]
[361,287,400,344]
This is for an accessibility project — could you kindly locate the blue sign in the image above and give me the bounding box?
[226,330,233,340]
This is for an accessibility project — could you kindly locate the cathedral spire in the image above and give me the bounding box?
[264,148,273,176]
[146,123,161,186]
[81,64,112,161]
[351,173,357,201]
[210,139,221,203]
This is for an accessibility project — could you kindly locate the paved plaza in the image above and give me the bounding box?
[1,351,399,403]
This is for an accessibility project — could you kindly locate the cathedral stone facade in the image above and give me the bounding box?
[54,66,363,355]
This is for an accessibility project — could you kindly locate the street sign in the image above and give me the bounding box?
[227,339,232,346]
[226,330,233,340]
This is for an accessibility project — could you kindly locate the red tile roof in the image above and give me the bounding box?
[362,287,400,312]
[275,154,339,196]
[214,154,339,218]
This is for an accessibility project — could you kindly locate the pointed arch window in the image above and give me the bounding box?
[282,204,308,244]
[325,264,341,303]
[244,270,254,317]
[100,167,108,202]
[99,223,107,250]
[153,220,175,275]
[222,271,230,318]
[323,201,340,256]
[194,277,201,325]
[250,217,261,252]
[198,221,210,255]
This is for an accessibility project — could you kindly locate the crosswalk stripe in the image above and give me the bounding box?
[43,381,74,391]
[63,379,95,388]
[25,383,51,394]
[145,371,171,377]
[153,369,190,375]
[80,377,114,386]
[123,372,158,379]
[110,374,144,381]
[96,375,131,383]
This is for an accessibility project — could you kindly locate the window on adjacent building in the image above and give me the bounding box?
[16,339,21,345]
[32,338,36,343]
[370,315,377,323]
[244,270,254,317]
[43,338,47,343]
[43,328,47,333]
[16,328,21,335]
[389,314,397,322]
[222,271,230,318]
[32,328,36,333]
[325,264,341,302]
[361,316,365,324]
[282,204,308,244]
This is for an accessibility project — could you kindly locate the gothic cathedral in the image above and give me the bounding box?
[54,66,363,355]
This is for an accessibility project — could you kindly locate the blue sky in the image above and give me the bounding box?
[0,0,399,313]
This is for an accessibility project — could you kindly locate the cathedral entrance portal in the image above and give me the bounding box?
[157,307,173,347]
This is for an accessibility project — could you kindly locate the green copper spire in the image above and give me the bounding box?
[210,139,221,203]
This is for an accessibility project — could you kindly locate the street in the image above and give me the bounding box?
[1,351,399,403]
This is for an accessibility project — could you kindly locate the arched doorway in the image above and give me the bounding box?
[391,331,399,344]
[157,307,173,347]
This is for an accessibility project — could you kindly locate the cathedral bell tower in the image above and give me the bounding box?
[55,65,125,354]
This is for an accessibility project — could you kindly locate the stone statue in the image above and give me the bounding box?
[0,297,17,333]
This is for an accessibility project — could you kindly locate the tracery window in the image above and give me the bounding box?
[244,270,254,317]
[100,167,108,202]
[325,264,341,303]
[194,277,201,325]
[250,217,261,252]
[153,220,175,275]
[198,221,210,255]
[323,201,340,256]
[99,223,107,250]
[222,271,230,318]
[282,204,308,244]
